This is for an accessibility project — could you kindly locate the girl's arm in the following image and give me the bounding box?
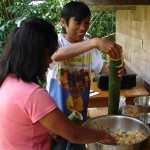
[39,108,116,145]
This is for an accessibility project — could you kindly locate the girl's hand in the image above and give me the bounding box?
[101,132,116,145]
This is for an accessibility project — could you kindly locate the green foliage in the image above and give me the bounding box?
[88,11,116,59]
[88,11,116,41]
[0,0,27,53]
[0,0,70,53]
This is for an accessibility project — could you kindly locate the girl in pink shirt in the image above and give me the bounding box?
[0,17,116,150]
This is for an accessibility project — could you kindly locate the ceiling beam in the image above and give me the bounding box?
[80,0,150,6]
[89,5,136,11]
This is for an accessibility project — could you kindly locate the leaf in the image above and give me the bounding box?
[0,25,5,32]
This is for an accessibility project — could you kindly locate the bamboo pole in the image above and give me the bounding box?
[108,59,122,115]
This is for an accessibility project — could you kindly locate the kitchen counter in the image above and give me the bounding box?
[88,81,149,108]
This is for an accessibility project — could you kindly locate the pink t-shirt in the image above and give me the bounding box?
[0,75,57,150]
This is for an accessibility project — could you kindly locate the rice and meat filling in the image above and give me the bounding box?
[111,129,147,145]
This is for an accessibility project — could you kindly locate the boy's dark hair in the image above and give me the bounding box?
[0,17,58,85]
[61,1,91,33]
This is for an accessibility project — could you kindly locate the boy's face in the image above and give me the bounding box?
[61,16,90,43]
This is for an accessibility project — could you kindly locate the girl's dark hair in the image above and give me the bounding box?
[61,1,91,33]
[0,17,58,85]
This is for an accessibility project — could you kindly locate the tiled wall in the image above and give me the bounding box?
[116,6,150,93]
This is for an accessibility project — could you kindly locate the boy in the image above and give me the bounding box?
[46,1,123,150]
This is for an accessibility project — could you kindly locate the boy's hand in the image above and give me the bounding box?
[95,38,122,59]
[118,63,125,78]
[102,62,125,78]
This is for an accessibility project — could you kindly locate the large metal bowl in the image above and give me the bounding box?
[83,115,150,150]
[134,96,150,113]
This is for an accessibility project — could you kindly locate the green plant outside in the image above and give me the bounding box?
[0,0,70,53]
[88,11,116,40]
[0,0,116,54]
[88,11,116,60]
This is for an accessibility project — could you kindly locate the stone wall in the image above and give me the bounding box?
[116,5,150,93]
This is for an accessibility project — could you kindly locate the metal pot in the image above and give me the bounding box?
[134,96,150,113]
[136,113,150,126]
[83,115,150,150]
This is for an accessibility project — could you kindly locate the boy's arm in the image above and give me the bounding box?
[51,38,122,61]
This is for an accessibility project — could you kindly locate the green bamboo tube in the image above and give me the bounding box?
[108,59,122,115]
[68,111,83,124]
